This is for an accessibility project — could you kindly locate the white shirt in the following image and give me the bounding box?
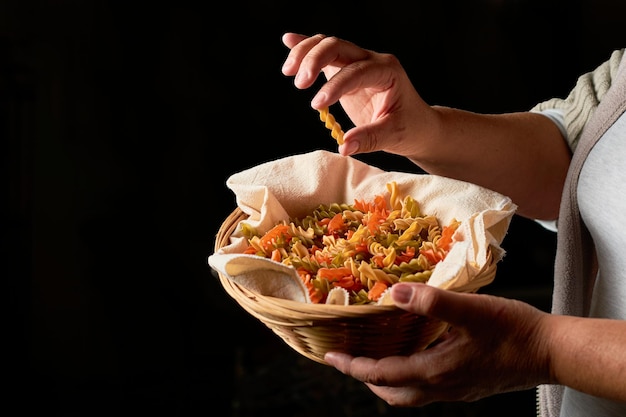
[558,110,626,416]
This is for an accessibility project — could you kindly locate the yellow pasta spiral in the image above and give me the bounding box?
[319,107,345,145]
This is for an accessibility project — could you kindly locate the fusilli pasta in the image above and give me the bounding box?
[318,107,345,145]
[241,181,459,304]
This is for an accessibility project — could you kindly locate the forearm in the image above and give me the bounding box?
[544,314,626,401]
[411,107,571,220]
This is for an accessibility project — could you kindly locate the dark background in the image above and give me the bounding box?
[4,1,626,416]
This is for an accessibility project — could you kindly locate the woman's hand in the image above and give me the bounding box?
[281,32,437,161]
[280,32,571,220]
[324,283,554,406]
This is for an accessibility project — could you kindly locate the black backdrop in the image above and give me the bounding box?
[4,1,626,416]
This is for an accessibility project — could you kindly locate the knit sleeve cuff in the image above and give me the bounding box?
[529,48,624,152]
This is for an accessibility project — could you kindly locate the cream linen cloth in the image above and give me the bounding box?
[208,150,517,303]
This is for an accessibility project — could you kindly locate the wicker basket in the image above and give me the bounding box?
[214,207,498,366]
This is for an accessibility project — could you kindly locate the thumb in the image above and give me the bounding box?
[391,283,485,328]
[339,119,390,156]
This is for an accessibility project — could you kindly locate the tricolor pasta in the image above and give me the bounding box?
[241,181,460,305]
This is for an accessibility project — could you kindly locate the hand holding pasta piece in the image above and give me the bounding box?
[319,107,345,145]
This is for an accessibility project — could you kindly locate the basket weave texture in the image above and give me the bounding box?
[215,207,498,366]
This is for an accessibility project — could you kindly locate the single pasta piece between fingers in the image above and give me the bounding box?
[318,107,345,145]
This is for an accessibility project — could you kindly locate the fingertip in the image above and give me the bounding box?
[391,283,437,316]
[324,351,350,367]
[281,32,295,47]
[339,139,359,156]
[281,57,295,76]
[391,283,414,305]
[282,32,306,49]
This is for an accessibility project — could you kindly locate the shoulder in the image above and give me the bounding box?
[530,48,625,151]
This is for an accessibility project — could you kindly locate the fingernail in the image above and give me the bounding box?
[392,284,413,304]
[295,70,309,86]
[343,140,359,156]
[311,91,327,108]
[324,352,337,362]
[281,58,293,73]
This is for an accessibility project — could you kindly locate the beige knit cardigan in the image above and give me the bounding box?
[531,49,626,417]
